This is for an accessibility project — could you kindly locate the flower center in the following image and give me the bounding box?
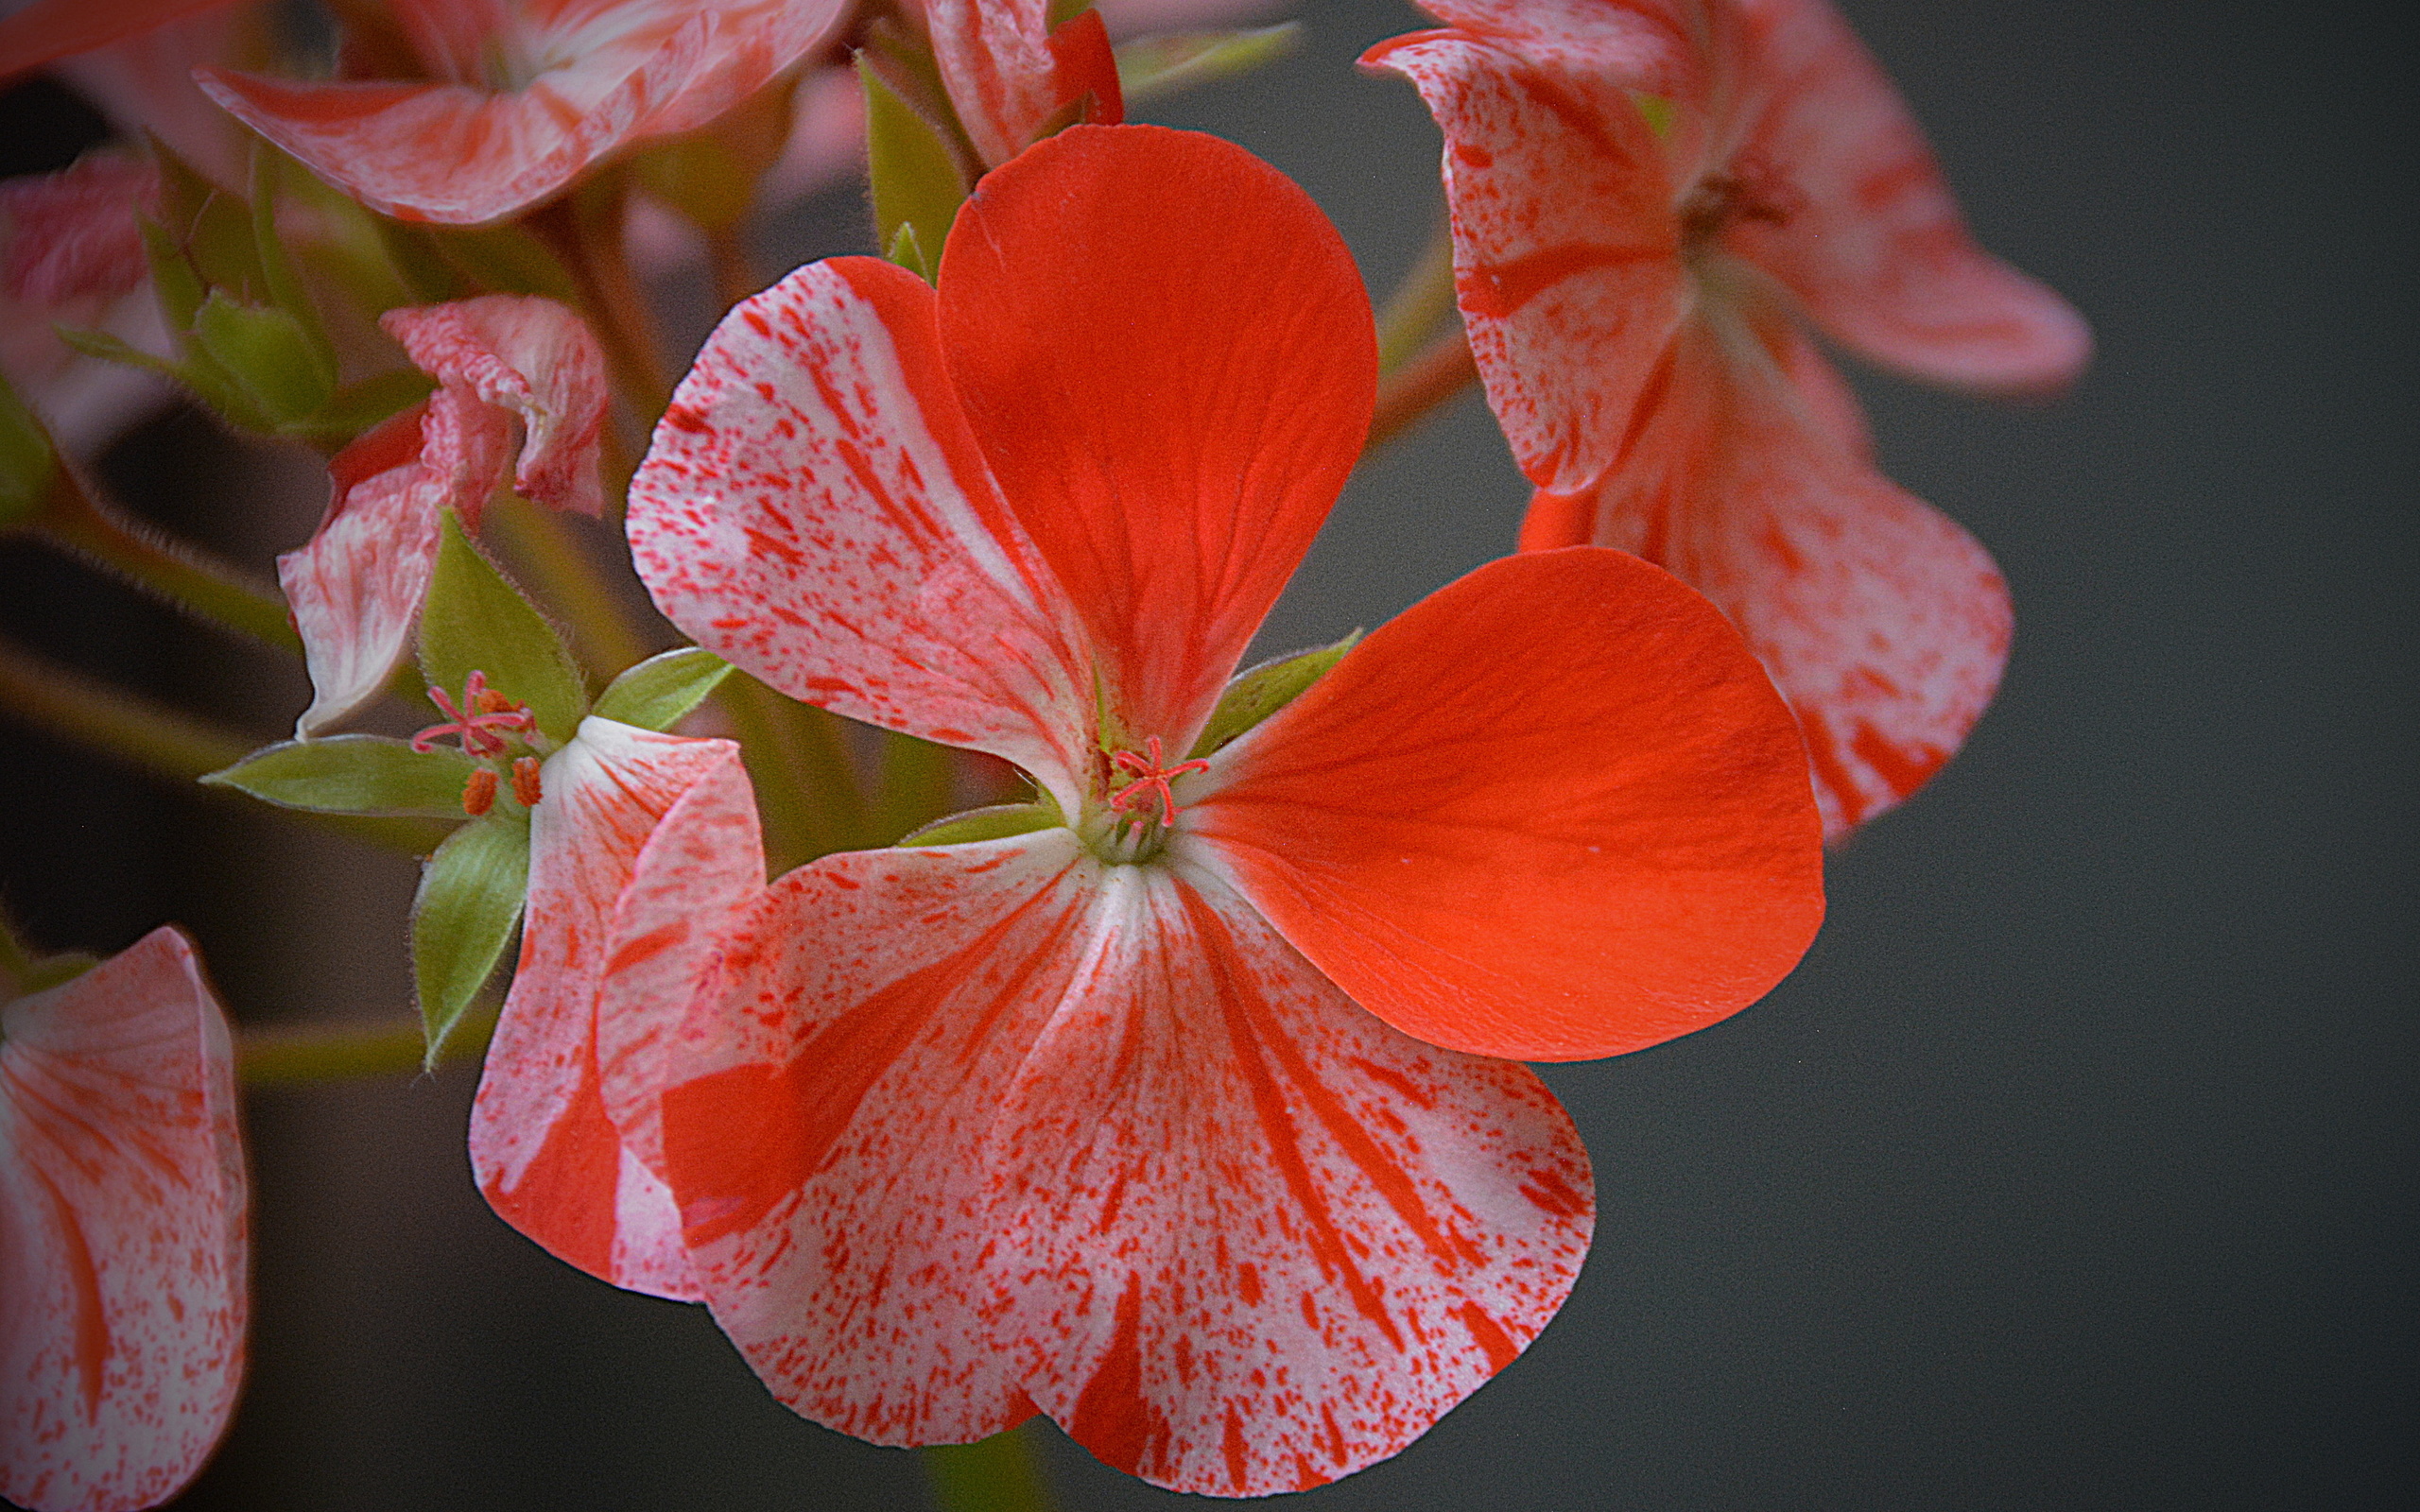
[1679,158,1799,257]
[412,670,546,815]
[1085,736,1210,865]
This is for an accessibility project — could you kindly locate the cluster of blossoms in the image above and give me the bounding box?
[0,0,2083,1506]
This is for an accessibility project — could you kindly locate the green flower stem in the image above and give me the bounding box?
[922,1426,1058,1512]
[484,494,651,682]
[532,188,676,426]
[720,675,870,873]
[1375,218,1460,376]
[0,634,446,855]
[1366,325,1480,454]
[240,1005,498,1087]
[29,468,302,655]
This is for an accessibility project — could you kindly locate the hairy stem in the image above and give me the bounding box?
[240,1005,497,1087]
[922,1427,1057,1512]
[29,468,302,654]
[1366,325,1481,453]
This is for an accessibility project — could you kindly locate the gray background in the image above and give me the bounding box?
[1,0,2411,1506]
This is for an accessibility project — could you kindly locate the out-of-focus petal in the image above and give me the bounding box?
[926,0,1058,169]
[0,154,156,305]
[51,9,257,187]
[468,718,757,1301]
[657,835,1097,1447]
[1189,547,1823,1061]
[0,926,245,1512]
[279,393,514,737]
[1542,303,2012,836]
[628,255,1094,809]
[1366,28,1685,494]
[992,867,1590,1495]
[384,296,609,518]
[939,126,1373,749]
[0,0,229,81]
[1720,0,2089,394]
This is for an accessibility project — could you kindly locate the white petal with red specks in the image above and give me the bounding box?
[1368,27,1689,493]
[280,392,513,737]
[0,927,245,1512]
[655,835,1100,1446]
[1714,0,2089,393]
[927,0,1060,169]
[988,863,1589,1496]
[468,718,754,1300]
[383,296,610,518]
[628,256,1093,810]
[1560,301,2011,836]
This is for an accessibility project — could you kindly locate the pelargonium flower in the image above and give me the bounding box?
[1,927,247,1512]
[192,0,849,225]
[1367,0,2092,836]
[615,124,1824,1493]
[466,715,758,1301]
[280,293,606,735]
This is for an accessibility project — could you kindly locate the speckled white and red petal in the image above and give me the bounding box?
[0,927,245,1512]
[383,296,611,519]
[469,717,758,1301]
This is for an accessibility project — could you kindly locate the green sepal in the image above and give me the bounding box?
[861,55,969,286]
[411,809,530,1067]
[1187,630,1361,759]
[201,735,483,819]
[897,801,1061,848]
[138,215,209,335]
[0,374,58,529]
[248,146,340,397]
[1631,92,1675,140]
[18,953,99,994]
[56,321,267,431]
[1115,25,1303,107]
[309,369,439,441]
[1046,0,1094,27]
[593,646,733,731]
[192,292,335,426]
[419,511,589,743]
[147,133,268,302]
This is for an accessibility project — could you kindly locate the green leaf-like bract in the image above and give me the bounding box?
[201,735,481,818]
[191,292,335,426]
[420,511,589,743]
[861,56,968,286]
[412,810,530,1066]
[897,802,1061,848]
[0,374,56,528]
[593,646,734,731]
[1187,631,1361,759]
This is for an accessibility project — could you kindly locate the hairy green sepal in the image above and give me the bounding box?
[861,55,969,284]
[899,803,1061,848]
[1187,631,1360,759]
[202,735,480,818]
[420,512,589,742]
[412,811,530,1066]
[593,646,733,731]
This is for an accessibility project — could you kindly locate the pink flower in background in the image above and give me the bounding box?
[614,125,1822,1494]
[0,927,247,1512]
[280,294,607,734]
[1369,0,2091,835]
[194,0,849,224]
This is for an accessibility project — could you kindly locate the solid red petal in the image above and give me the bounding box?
[0,0,227,80]
[1045,8,1124,127]
[279,393,514,737]
[1553,307,2013,836]
[1187,547,1824,1062]
[383,296,609,517]
[628,256,1095,804]
[1721,0,2091,395]
[993,869,1591,1495]
[0,927,245,1512]
[1368,28,1689,493]
[939,126,1374,751]
[655,835,1098,1446]
[468,719,756,1301]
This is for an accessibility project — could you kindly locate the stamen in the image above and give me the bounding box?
[461,767,499,816]
[510,756,544,808]
[1106,736,1210,827]
[410,670,538,757]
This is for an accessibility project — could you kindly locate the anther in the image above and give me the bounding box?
[510,756,544,808]
[1106,736,1210,827]
[461,767,499,816]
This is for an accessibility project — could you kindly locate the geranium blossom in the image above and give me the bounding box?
[0,927,247,1512]
[1368,0,2092,835]
[280,293,606,735]
[612,124,1824,1493]
[192,0,848,225]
